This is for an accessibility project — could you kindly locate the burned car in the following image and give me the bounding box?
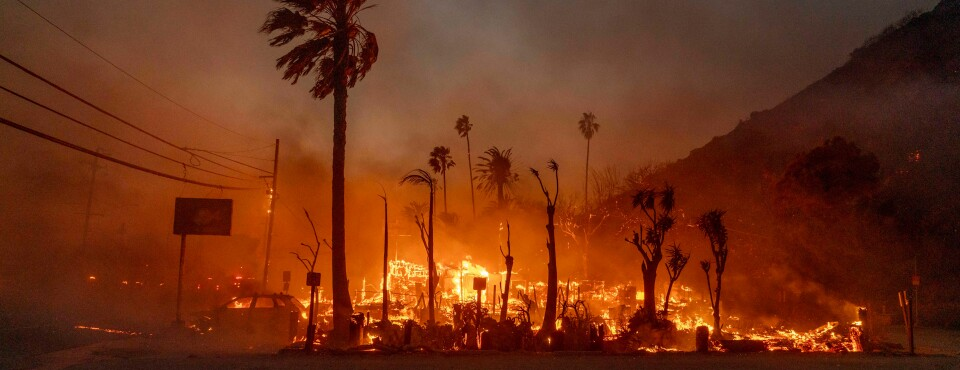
[200,293,307,344]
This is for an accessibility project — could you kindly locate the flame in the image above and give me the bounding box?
[283,254,864,353]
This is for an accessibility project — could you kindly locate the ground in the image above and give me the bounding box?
[2,325,958,370]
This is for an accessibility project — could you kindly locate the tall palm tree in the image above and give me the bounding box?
[261,0,379,346]
[428,146,455,214]
[455,115,476,218]
[475,146,520,210]
[578,112,599,209]
[577,112,599,279]
[400,169,438,325]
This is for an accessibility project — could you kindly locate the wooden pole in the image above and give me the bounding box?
[381,192,389,324]
[175,233,186,325]
[261,139,280,292]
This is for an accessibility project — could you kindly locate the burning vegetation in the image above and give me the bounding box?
[5,0,959,362]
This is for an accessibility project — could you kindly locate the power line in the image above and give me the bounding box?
[0,84,254,181]
[0,53,262,178]
[0,116,255,190]
[13,0,267,143]
[184,148,273,174]
[203,143,278,155]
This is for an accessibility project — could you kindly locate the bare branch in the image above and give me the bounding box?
[290,251,311,271]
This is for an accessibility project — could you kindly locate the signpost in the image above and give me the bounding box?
[172,198,232,325]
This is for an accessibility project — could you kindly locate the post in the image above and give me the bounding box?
[898,291,915,354]
[305,272,321,351]
[381,193,389,325]
[913,256,919,326]
[175,233,187,325]
[261,139,280,292]
[80,153,101,254]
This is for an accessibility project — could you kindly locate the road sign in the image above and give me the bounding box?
[173,198,232,236]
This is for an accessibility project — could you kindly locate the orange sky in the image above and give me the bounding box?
[0,0,941,291]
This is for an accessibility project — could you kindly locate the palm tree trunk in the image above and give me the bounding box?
[583,139,590,278]
[427,187,436,325]
[584,138,590,209]
[467,134,476,218]
[330,11,353,346]
[442,171,448,214]
[497,184,504,210]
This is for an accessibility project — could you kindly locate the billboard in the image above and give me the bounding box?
[173,198,233,236]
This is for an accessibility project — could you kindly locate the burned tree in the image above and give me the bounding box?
[291,209,329,351]
[530,160,560,336]
[499,223,514,322]
[698,209,728,340]
[661,243,690,319]
[624,185,676,321]
[400,169,438,324]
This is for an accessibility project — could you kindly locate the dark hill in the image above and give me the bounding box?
[655,0,960,327]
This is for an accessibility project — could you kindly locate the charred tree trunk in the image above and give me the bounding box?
[662,281,674,318]
[330,12,353,345]
[641,264,658,321]
[542,204,558,334]
[713,277,722,339]
[499,224,513,322]
[500,258,513,322]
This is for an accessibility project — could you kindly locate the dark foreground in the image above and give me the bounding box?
[3,334,959,370]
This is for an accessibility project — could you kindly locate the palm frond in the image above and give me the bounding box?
[400,169,435,188]
[263,0,378,100]
[578,112,599,140]
[260,8,309,46]
[455,115,472,137]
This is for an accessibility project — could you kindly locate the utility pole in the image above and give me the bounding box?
[379,189,389,324]
[261,139,279,292]
[80,149,104,254]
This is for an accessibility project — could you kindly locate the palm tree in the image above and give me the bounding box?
[530,160,560,337]
[475,146,520,210]
[261,0,378,345]
[428,146,455,214]
[400,169,438,325]
[578,112,599,209]
[577,112,599,279]
[455,115,476,218]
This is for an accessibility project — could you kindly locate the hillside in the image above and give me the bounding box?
[656,0,960,327]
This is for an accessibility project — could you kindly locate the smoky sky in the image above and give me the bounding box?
[0,0,938,175]
[0,0,944,317]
